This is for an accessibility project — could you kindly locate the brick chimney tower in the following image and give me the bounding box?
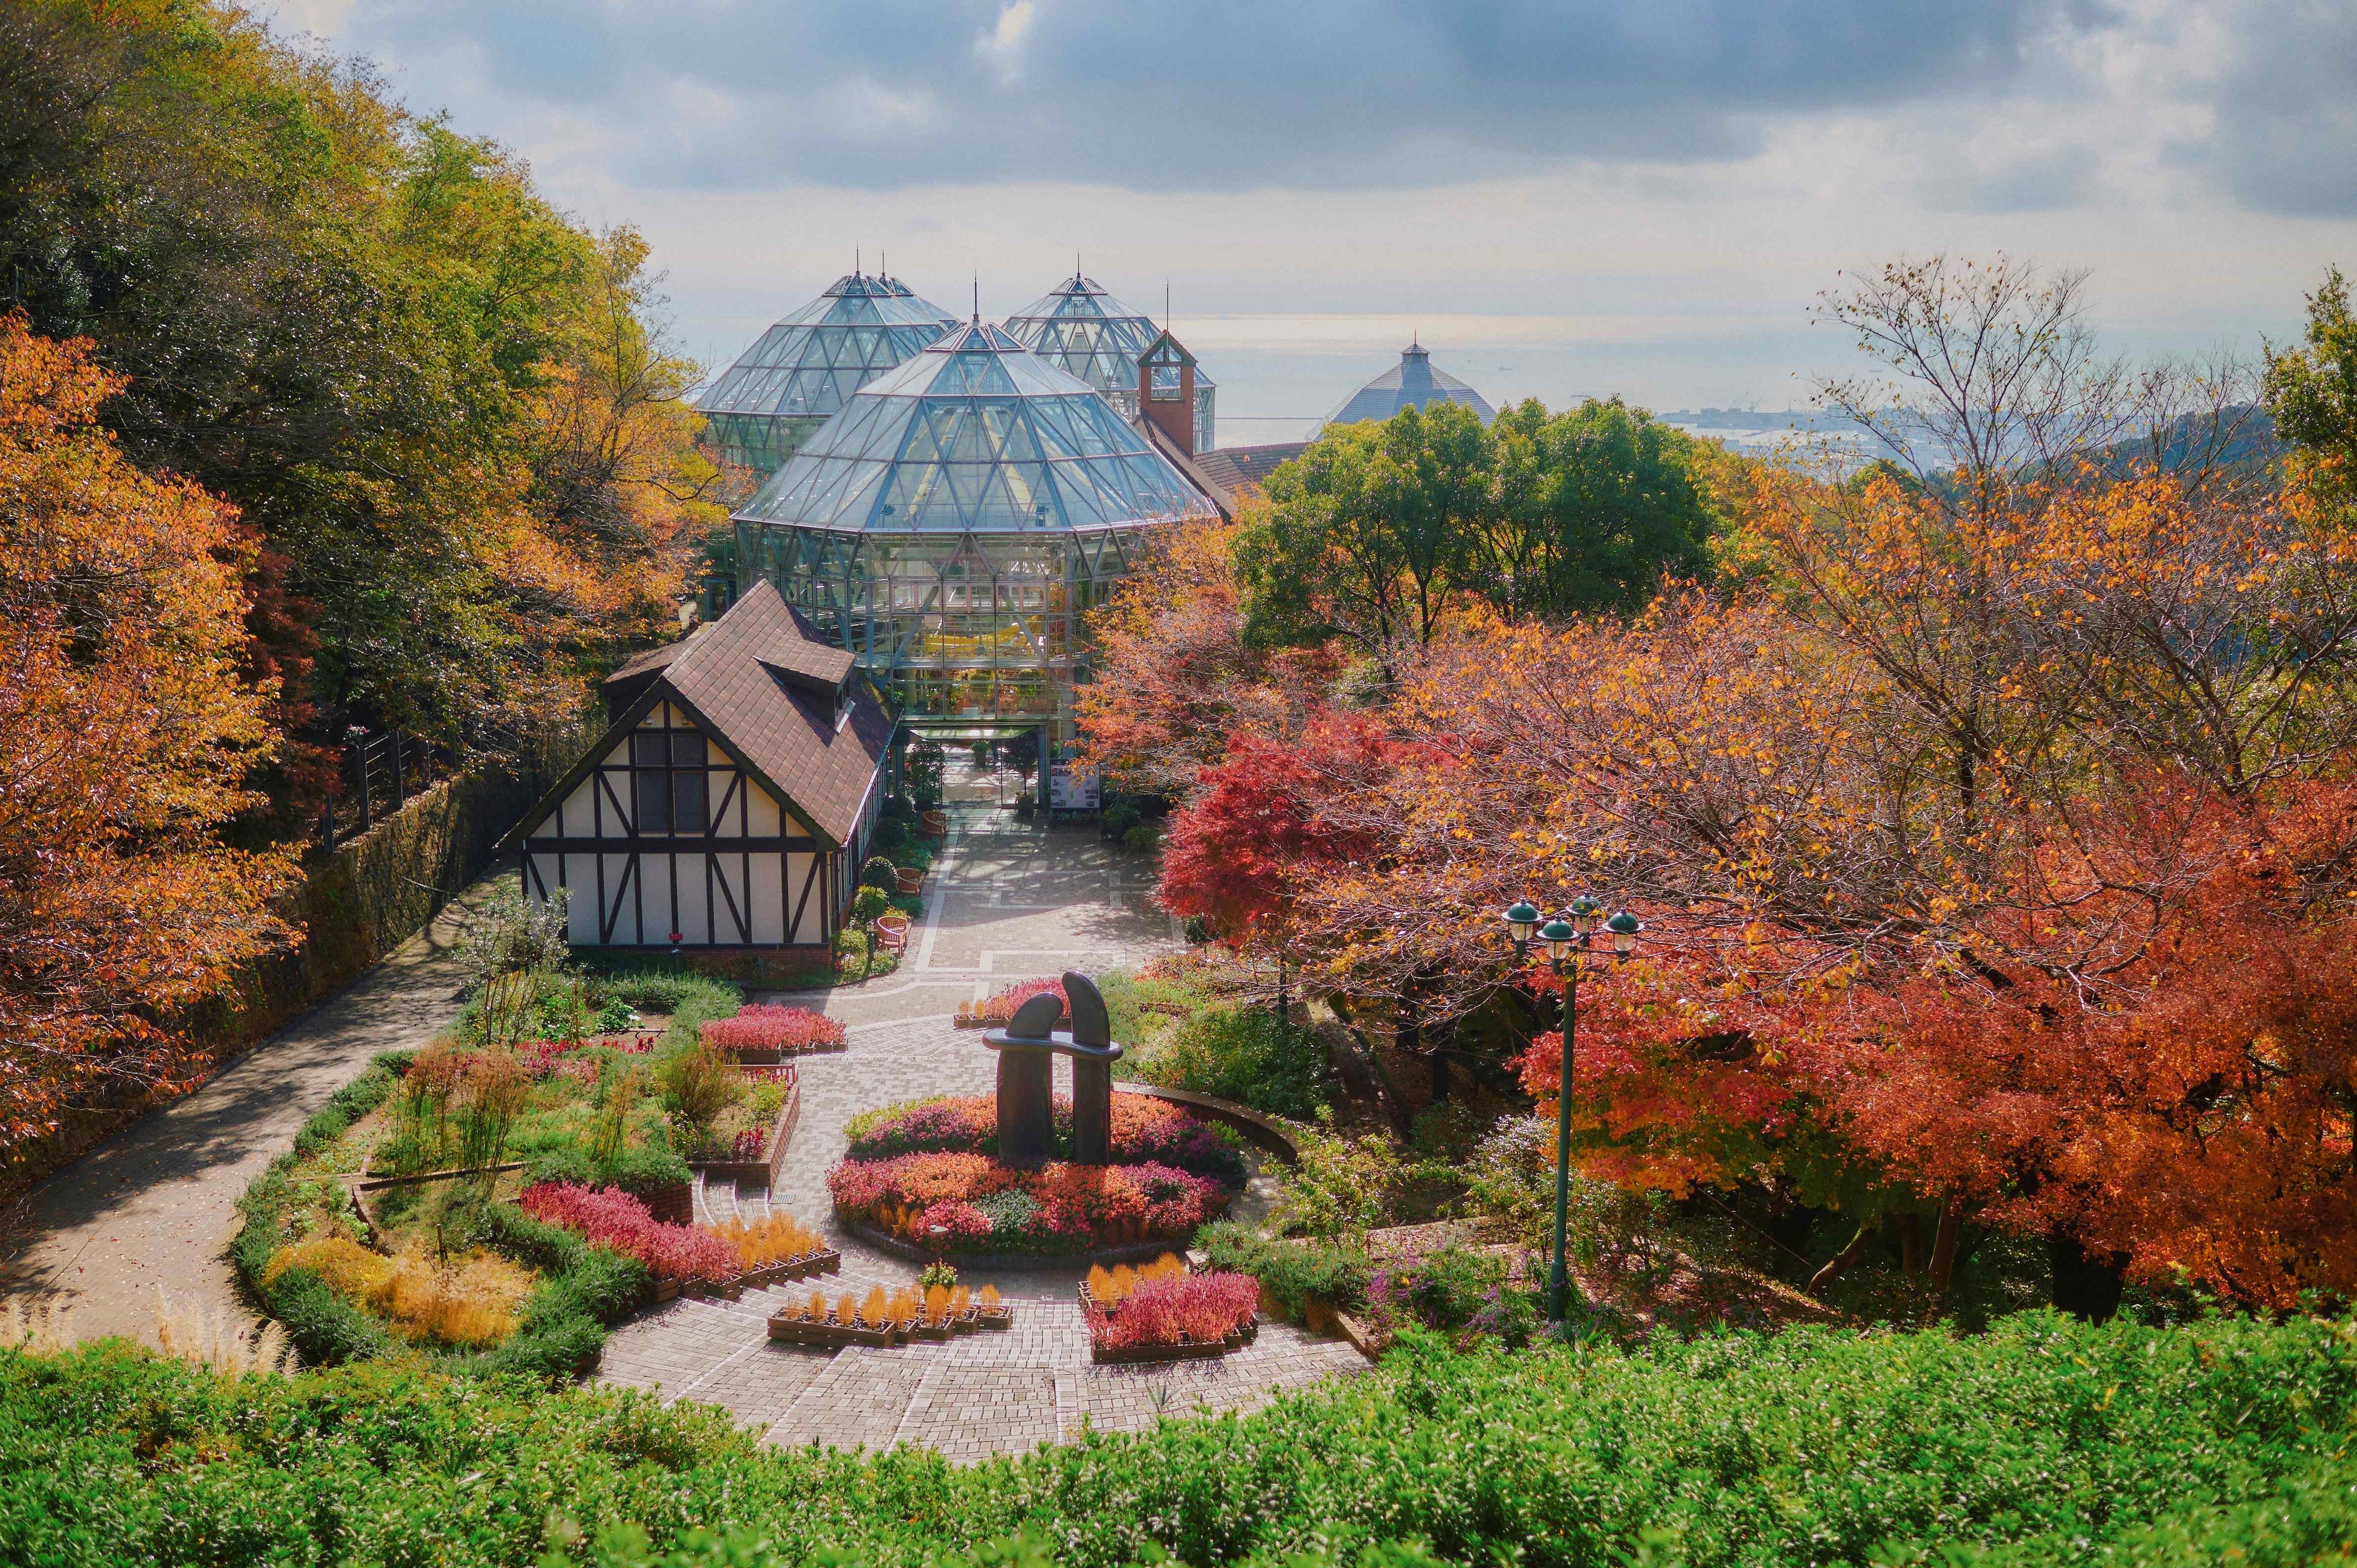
[1136,330,1197,457]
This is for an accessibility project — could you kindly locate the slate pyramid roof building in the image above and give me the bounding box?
[698,271,959,476]
[1000,273,1215,452]
[733,319,1220,732]
[1322,339,1496,430]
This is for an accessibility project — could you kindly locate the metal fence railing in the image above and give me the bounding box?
[318,727,442,851]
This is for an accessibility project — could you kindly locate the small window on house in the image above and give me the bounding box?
[673,767,706,833]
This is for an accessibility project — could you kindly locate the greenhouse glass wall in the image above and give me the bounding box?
[1000,274,1215,452]
[733,321,1218,737]
[698,272,959,477]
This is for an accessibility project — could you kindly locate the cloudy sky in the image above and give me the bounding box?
[267,1,2357,437]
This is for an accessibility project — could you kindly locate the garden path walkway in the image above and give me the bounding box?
[0,878,507,1347]
[597,799,1370,1457]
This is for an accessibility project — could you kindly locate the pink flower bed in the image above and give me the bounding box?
[1090,1271,1259,1351]
[701,1005,846,1055]
[520,1181,738,1283]
[980,977,1064,1025]
[827,1153,1226,1255]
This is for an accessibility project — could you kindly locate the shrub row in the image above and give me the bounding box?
[4,1312,2356,1566]
[700,1004,845,1054]
[520,1182,737,1283]
[231,1052,650,1377]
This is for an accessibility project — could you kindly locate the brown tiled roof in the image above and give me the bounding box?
[505,581,895,851]
[1195,442,1310,495]
[636,581,894,845]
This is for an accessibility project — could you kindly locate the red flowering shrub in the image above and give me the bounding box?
[827,1154,1226,1256]
[1091,1271,1258,1350]
[701,1005,845,1055]
[915,1200,992,1245]
[980,977,1064,1025]
[520,1181,739,1283]
[517,1039,583,1079]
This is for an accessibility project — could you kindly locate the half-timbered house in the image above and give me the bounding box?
[500,581,896,955]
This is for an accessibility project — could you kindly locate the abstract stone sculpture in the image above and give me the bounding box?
[981,972,1124,1166]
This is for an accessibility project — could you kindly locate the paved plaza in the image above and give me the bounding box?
[597,792,1369,1455]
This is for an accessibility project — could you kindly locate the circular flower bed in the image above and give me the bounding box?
[841,1092,1246,1186]
[829,1095,1246,1256]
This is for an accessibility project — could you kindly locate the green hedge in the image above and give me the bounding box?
[231,1050,650,1377]
[4,1311,2354,1566]
[1134,1002,1328,1120]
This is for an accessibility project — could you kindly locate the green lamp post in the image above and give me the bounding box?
[1504,894,1641,1324]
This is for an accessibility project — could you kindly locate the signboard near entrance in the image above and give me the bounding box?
[1049,762,1100,810]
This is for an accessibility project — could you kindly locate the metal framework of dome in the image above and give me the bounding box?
[1000,273,1215,451]
[698,271,959,476]
[733,320,1219,732]
[1323,339,1496,430]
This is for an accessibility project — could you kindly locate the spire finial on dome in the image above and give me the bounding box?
[855,245,862,277]
[972,273,980,326]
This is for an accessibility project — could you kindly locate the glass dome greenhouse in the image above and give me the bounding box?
[1000,274,1215,451]
[733,320,1220,731]
[697,272,959,476]
[1322,338,1496,430]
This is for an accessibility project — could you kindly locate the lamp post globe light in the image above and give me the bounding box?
[1500,895,1641,1325]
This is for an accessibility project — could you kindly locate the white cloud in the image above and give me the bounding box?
[973,1,1036,86]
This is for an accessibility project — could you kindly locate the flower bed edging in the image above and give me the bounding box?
[1111,1084,1299,1164]
[1088,1334,1238,1366]
[840,1217,1185,1273]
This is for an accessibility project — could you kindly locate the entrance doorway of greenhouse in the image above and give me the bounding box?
[909,721,1053,814]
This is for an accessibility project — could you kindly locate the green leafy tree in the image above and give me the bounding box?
[2265,265,2357,513]
[1482,396,1718,615]
[1235,401,1493,659]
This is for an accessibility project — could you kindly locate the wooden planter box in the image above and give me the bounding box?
[1088,1331,1241,1366]
[736,1249,839,1291]
[920,810,948,836]
[977,1303,1014,1330]
[766,1314,898,1349]
[683,1275,743,1302]
[894,866,925,895]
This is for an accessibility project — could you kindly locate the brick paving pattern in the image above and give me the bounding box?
[598,797,1370,1460]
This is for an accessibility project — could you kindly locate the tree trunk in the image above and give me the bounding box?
[1928,1192,1964,1299]
[1895,1211,1925,1276]
[1809,1223,1872,1294]
[2048,1233,2127,1323]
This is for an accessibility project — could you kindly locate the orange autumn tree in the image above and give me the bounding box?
[1079,514,1343,796]
[1282,436,2357,1308]
[0,318,298,1153]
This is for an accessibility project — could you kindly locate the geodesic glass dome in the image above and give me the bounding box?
[1000,274,1215,451]
[734,321,1220,731]
[697,273,958,476]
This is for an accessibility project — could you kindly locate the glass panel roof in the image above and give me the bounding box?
[1322,341,1497,429]
[697,272,959,423]
[998,274,1217,396]
[734,321,1218,535]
